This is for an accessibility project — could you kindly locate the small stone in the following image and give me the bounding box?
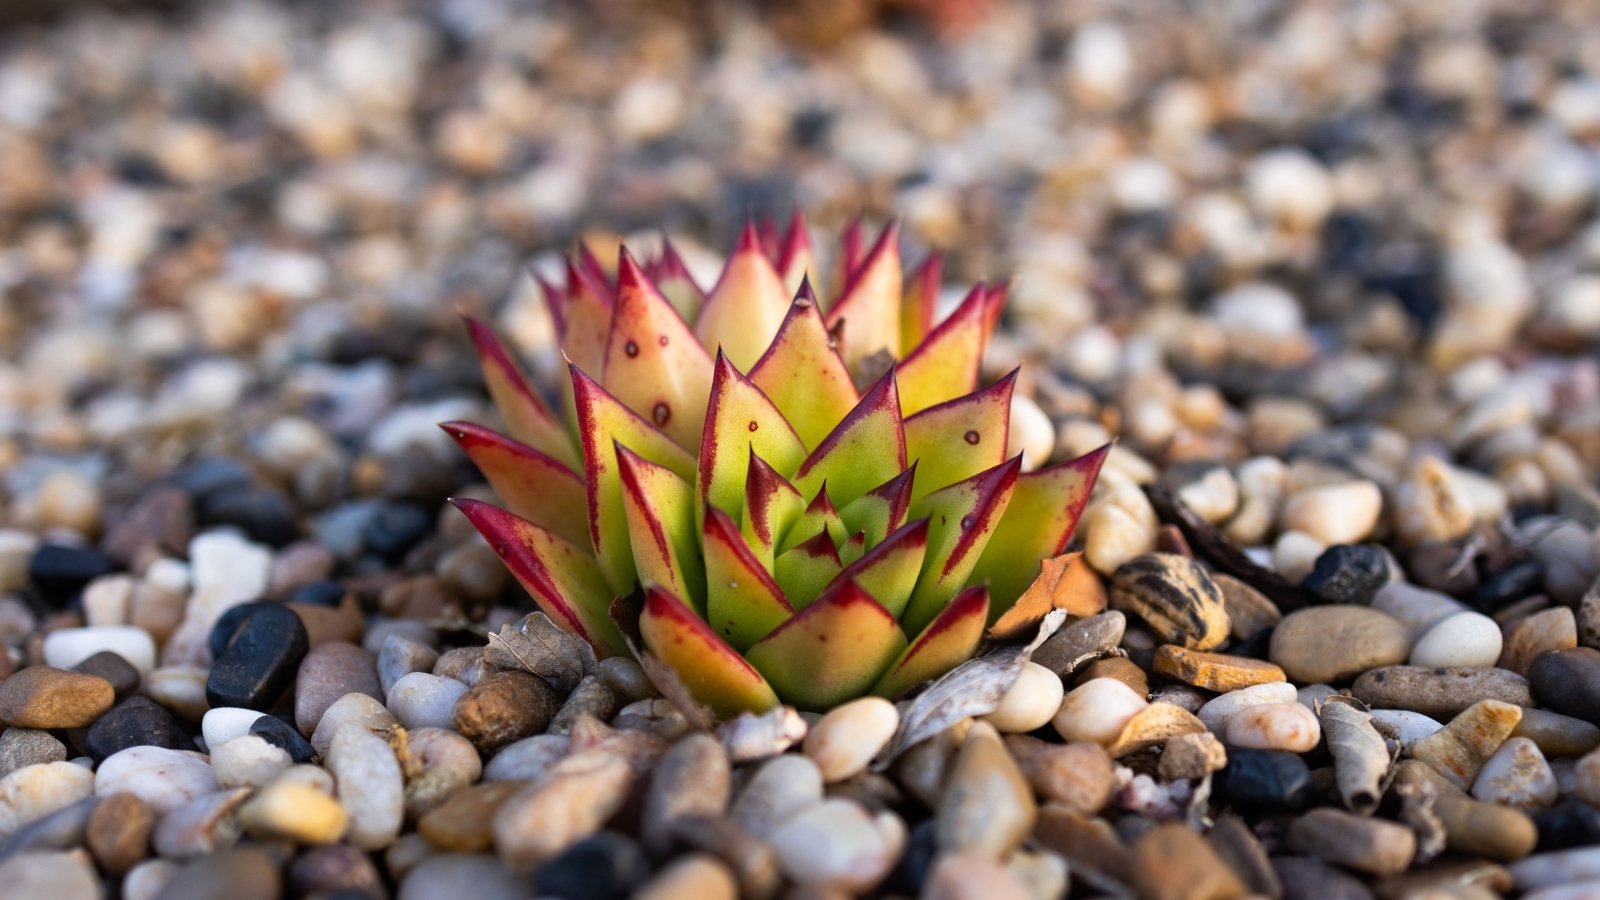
[211,735,291,789]
[804,697,898,783]
[1004,736,1114,813]
[1374,581,1469,637]
[1076,655,1150,696]
[419,781,524,852]
[1534,801,1600,852]
[1353,665,1535,719]
[452,669,559,754]
[401,854,525,900]
[770,799,902,891]
[204,604,309,711]
[71,651,141,700]
[0,666,114,728]
[152,787,250,859]
[386,672,469,731]
[84,696,190,761]
[665,813,782,899]
[310,692,397,757]
[635,854,739,900]
[1205,815,1281,898]
[1212,748,1316,812]
[27,545,113,605]
[1286,807,1416,877]
[482,734,570,783]
[326,723,403,851]
[1412,699,1525,790]
[294,641,382,736]
[1513,707,1600,758]
[1301,544,1391,605]
[199,708,262,751]
[1052,677,1148,745]
[403,727,482,820]
[1158,731,1229,780]
[642,734,729,856]
[1196,681,1298,733]
[1271,857,1375,900]
[717,705,807,763]
[1473,736,1558,809]
[432,647,485,684]
[982,662,1064,733]
[1411,611,1504,668]
[82,575,133,628]
[0,849,102,897]
[1509,847,1600,892]
[237,779,348,844]
[124,858,180,900]
[492,750,632,872]
[1269,606,1412,683]
[1109,554,1230,650]
[729,753,824,839]
[0,729,67,777]
[534,831,652,900]
[1281,481,1383,546]
[1530,647,1600,724]
[42,627,155,677]
[160,846,281,900]
[936,721,1034,859]
[94,746,217,816]
[248,715,317,763]
[86,791,154,874]
[1369,709,1445,750]
[0,761,95,838]
[285,843,386,899]
[1129,822,1246,900]
[1501,608,1578,676]
[1394,457,1478,546]
[1103,702,1207,758]
[378,633,439,696]
[1152,645,1286,692]
[1030,610,1125,675]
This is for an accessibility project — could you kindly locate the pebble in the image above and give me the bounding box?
[124,858,181,900]
[401,854,527,900]
[419,780,523,852]
[1004,736,1115,812]
[1301,544,1391,605]
[936,721,1034,859]
[1153,645,1286,692]
[1109,554,1231,650]
[635,853,739,900]
[1031,610,1125,674]
[1369,709,1444,750]
[804,697,898,782]
[1226,701,1322,752]
[204,603,309,710]
[1412,699,1525,790]
[770,799,902,891]
[1473,736,1559,809]
[1212,748,1316,812]
[152,787,250,859]
[1214,574,1282,641]
[981,662,1064,732]
[1502,608,1578,676]
[1129,822,1246,900]
[0,849,102,897]
[1411,611,1504,668]
[26,545,113,605]
[211,735,291,788]
[94,746,217,816]
[387,672,469,731]
[1053,677,1148,745]
[493,750,632,872]
[1287,808,1416,877]
[294,640,382,735]
[1196,681,1298,733]
[482,734,570,783]
[85,791,154,874]
[1269,606,1412,683]
[41,626,155,676]
[286,843,387,898]
[1352,665,1535,720]
[1530,647,1600,724]
[238,778,348,844]
[379,633,440,695]
[84,696,190,761]
[1374,581,1469,637]
[247,715,316,763]
[1510,847,1600,892]
[452,669,559,754]
[161,846,282,900]
[642,734,730,856]
[0,729,67,777]
[72,651,141,700]
[0,761,95,838]
[730,753,824,839]
[310,692,397,757]
[326,723,404,850]
[1281,480,1383,545]
[0,666,114,728]
[1206,815,1281,898]
[1513,707,1600,759]
[200,707,263,750]
[1394,457,1478,546]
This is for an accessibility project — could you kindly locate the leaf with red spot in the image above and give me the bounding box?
[838,465,916,548]
[773,530,842,610]
[778,485,847,555]
[702,506,795,651]
[831,518,928,619]
[694,222,794,371]
[896,283,989,415]
[440,421,589,548]
[749,286,859,450]
[873,585,989,699]
[826,220,902,369]
[572,366,697,596]
[638,586,779,718]
[903,371,1015,503]
[970,443,1110,620]
[792,370,906,508]
[616,444,704,611]
[901,456,1021,635]
[776,211,814,294]
[648,237,704,321]
[900,251,943,355]
[698,352,807,526]
[462,316,579,470]
[741,451,804,567]
[602,248,714,450]
[745,581,908,711]
[451,499,627,658]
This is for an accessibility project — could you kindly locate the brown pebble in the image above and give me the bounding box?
[380,576,449,619]
[1158,731,1229,780]
[1032,805,1132,885]
[418,780,525,852]
[0,666,114,728]
[549,675,618,736]
[1105,702,1206,758]
[1512,707,1600,758]
[666,815,783,900]
[71,651,140,700]
[642,734,731,857]
[636,853,740,900]
[287,592,365,647]
[1269,606,1412,684]
[1003,735,1113,815]
[294,641,382,736]
[1206,815,1281,899]
[1129,822,1246,900]
[86,791,154,875]
[1499,607,1578,676]
[1351,665,1535,720]
[1392,760,1538,861]
[1286,808,1415,877]
[1272,856,1376,900]
[1152,645,1287,692]
[1214,574,1282,641]
[285,843,389,900]
[937,721,1035,859]
[161,846,283,900]
[1075,656,1148,697]
[1031,611,1126,676]
[1411,699,1523,790]
[452,669,560,754]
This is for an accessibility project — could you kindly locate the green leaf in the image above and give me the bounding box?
[778,485,847,555]
[830,518,928,619]
[697,352,807,527]
[462,316,579,470]
[694,222,794,371]
[745,580,908,711]
[896,283,988,416]
[903,371,1015,503]
[792,370,906,509]
[899,251,942,356]
[749,285,859,450]
[639,586,779,718]
[615,444,704,612]
[601,248,714,450]
[702,506,795,651]
[901,456,1022,635]
[451,499,627,658]
[741,451,804,568]
[873,585,989,699]
[970,443,1110,621]
[838,465,916,548]
[440,421,589,549]
[773,530,843,610]
[825,220,902,369]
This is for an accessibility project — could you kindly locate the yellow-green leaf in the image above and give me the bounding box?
[440,421,588,549]
[773,531,843,610]
[792,370,906,509]
[903,371,1015,503]
[749,286,859,450]
[601,248,714,450]
[831,518,928,619]
[902,456,1021,635]
[825,220,902,369]
[616,444,704,612]
[698,352,807,526]
[639,586,779,718]
[694,222,793,371]
[745,581,908,711]
[703,506,795,651]
[462,316,579,470]
[896,283,988,415]
[873,585,989,699]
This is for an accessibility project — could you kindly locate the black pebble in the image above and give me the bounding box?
[205,604,309,711]
[27,545,114,605]
[250,714,317,763]
[210,601,276,660]
[533,831,651,900]
[84,696,190,762]
[1471,559,1546,613]
[172,457,252,503]
[1302,544,1389,605]
[882,819,937,895]
[72,651,141,700]
[1213,748,1316,813]
[362,504,433,561]
[284,580,347,607]
[1535,801,1600,851]
[199,487,298,547]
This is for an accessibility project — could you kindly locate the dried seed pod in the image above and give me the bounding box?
[1109,554,1231,650]
[1104,702,1207,758]
[1319,697,1392,815]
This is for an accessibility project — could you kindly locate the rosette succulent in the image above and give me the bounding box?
[446,217,1108,716]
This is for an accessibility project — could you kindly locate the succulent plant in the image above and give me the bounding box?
[446,216,1109,716]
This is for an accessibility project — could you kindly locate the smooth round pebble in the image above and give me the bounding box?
[1410,611,1503,668]
[326,722,404,850]
[42,627,155,676]
[211,735,292,789]
[310,693,398,757]
[803,697,899,783]
[1052,677,1148,745]
[1226,702,1322,752]
[386,672,469,731]
[0,761,96,837]
[94,746,218,815]
[1473,736,1558,809]
[1196,682,1298,734]
[239,779,349,844]
[982,663,1065,733]
[1269,606,1411,684]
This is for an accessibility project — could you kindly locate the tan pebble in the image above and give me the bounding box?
[924,851,1032,900]
[417,781,524,852]
[1130,822,1246,900]
[1196,681,1298,733]
[1573,747,1600,807]
[1472,737,1558,809]
[1158,731,1229,780]
[769,799,902,892]
[0,760,95,838]
[492,750,631,872]
[1272,530,1326,583]
[1411,611,1503,668]
[1109,554,1231,650]
[1003,735,1113,814]
[36,471,102,537]
[0,666,114,729]
[1269,606,1411,683]
[1152,645,1286,692]
[1501,607,1578,676]
[1052,677,1147,745]
[1280,480,1382,545]
[1226,702,1321,752]
[803,697,897,783]
[239,779,349,845]
[1412,699,1525,790]
[936,721,1035,859]
[1105,702,1207,758]
[635,854,739,900]
[982,663,1064,733]
[1083,504,1156,576]
[1286,807,1416,877]
[1513,707,1600,758]
[1212,574,1281,641]
[1394,457,1477,546]
[1074,655,1148,696]
[86,791,154,875]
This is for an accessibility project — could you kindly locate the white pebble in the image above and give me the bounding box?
[1052,678,1148,746]
[983,663,1065,734]
[1175,467,1240,525]
[769,799,902,892]
[311,693,398,757]
[731,754,825,839]
[1225,702,1322,752]
[1197,682,1299,733]
[804,697,899,783]
[1008,395,1055,473]
[483,735,571,783]
[41,625,156,677]
[1372,582,1468,638]
[1272,530,1326,583]
[327,723,404,850]
[1369,710,1444,751]
[1410,611,1503,668]
[386,672,469,731]
[211,735,292,789]
[1472,737,1558,810]
[0,761,95,837]
[123,859,180,900]
[200,708,265,751]
[95,746,218,815]
[1280,481,1383,546]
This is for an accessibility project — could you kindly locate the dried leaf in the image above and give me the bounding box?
[483,612,596,692]
[987,551,1106,640]
[882,610,1066,762]
[1391,775,1447,862]
[1319,695,1394,816]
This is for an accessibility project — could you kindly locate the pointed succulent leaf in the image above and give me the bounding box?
[792,370,906,508]
[702,506,795,651]
[896,283,989,415]
[744,581,908,711]
[873,585,989,699]
[694,222,794,370]
[981,279,1007,341]
[578,243,614,288]
[741,451,804,566]
[779,484,848,555]
[699,352,807,526]
[440,421,589,549]
[452,499,628,658]
[826,220,902,368]
[839,530,866,567]
[773,530,843,610]
[901,456,1022,635]
[830,518,929,619]
[616,444,704,611]
[639,587,779,718]
[602,248,714,450]
[903,371,1015,503]
[832,215,866,304]
[838,465,916,548]
[650,238,704,321]
[900,251,943,356]
[462,316,580,469]
[749,289,859,449]
[572,366,697,596]
[970,443,1110,620]
[556,257,615,377]
[776,211,814,294]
